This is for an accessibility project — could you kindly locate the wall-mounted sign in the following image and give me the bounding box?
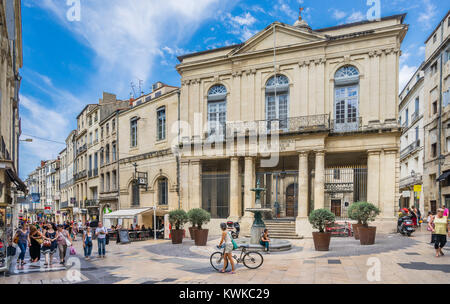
[413,185,422,192]
[402,191,410,197]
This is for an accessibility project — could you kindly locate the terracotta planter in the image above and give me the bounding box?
[194,229,209,246]
[359,226,376,245]
[188,227,197,240]
[312,232,331,251]
[352,223,364,240]
[171,229,184,244]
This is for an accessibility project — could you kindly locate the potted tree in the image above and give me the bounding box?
[188,208,211,246]
[348,202,364,240]
[186,209,197,240]
[350,202,381,245]
[308,209,335,251]
[168,209,188,244]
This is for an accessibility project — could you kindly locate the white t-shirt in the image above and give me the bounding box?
[96,227,107,239]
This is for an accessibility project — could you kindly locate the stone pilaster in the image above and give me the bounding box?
[314,150,325,210]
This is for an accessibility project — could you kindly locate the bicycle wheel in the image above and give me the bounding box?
[243,251,264,269]
[210,252,224,271]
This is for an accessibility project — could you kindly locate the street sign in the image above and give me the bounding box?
[414,185,422,192]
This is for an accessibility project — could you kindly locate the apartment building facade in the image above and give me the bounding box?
[114,83,179,228]
[399,64,425,214]
[0,0,25,232]
[423,11,450,214]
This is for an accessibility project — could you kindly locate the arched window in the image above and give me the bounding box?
[207,85,227,140]
[334,66,359,132]
[158,177,168,205]
[265,75,289,131]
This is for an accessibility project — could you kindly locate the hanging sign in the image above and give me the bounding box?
[413,185,422,192]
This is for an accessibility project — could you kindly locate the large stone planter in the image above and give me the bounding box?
[171,230,184,244]
[188,227,197,240]
[194,229,209,246]
[312,232,331,251]
[358,226,376,245]
[352,223,364,240]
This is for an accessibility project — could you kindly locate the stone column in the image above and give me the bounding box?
[189,160,202,209]
[297,151,309,219]
[180,160,190,210]
[314,150,325,210]
[367,149,381,208]
[229,157,240,220]
[243,157,255,217]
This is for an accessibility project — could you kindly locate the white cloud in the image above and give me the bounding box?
[32,0,230,95]
[224,12,259,42]
[330,9,347,20]
[418,0,437,30]
[346,11,365,23]
[399,64,418,93]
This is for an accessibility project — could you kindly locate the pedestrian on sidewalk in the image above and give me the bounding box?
[218,223,235,274]
[428,208,449,257]
[28,225,43,266]
[14,224,29,267]
[427,211,435,243]
[95,221,108,258]
[56,225,72,265]
[83,226,93,260]
[42,224,58,267]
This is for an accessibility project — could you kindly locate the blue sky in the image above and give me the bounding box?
[18,0,448,178]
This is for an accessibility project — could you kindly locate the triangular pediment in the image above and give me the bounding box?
[230,22,327,56]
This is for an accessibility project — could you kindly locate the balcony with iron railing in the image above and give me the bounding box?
[77,144,87,155]
[60,201,69,209]
[411,111,420,124]
[74,170,87,181]
[85,199,99,208]
[399,173,422,189]
[400,140,421,159]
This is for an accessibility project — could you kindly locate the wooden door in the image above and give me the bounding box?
[331,200,341,217]
[285,184,296,217]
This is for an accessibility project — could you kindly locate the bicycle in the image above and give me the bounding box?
[210,245,264,271]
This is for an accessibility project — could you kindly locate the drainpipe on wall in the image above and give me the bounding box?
[116,110,121,212]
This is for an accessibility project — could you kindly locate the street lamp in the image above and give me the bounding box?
[20,138,33,142]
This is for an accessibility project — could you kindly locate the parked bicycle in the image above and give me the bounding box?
[210,245,264,271]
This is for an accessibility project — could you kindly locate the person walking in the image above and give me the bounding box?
[42,224,58,267]
[95,221,108,258]
[428,208,450,257]
[217,223,235,274]
[56,225,72,265]
[260,229,271,253]
[14,224,29,267]
[427,211,435,243]
[83,226,93,260]
[28,225,43,266]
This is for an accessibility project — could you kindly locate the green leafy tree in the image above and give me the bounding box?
[308,209,335,233]
[187,208,211,230]
[348,202,380,226]
[168,209,189,230]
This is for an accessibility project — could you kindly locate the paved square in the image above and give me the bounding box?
[1,228,448,284]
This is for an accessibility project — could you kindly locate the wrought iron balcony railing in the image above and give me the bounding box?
[85,199,99,208]
[330,117,362,133]
[74,170,87,181]
[60,201,69,209]
[400,140,421,159]
[411,111,420,123]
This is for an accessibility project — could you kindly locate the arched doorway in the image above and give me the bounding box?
[285,183,297,217]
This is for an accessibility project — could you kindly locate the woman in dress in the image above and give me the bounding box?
[428,208,450,257]
[28,225,43,265]
[42,223,58,267]
[56,225,72,265]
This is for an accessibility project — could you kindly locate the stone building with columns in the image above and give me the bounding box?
[176,14,408,236]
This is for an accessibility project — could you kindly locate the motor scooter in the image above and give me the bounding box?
[397,216,415,236]
[227,221,240,239]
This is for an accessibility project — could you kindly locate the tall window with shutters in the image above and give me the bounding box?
[265,74,289,131]
[207,85,227,140]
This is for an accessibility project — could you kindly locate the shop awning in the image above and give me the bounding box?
[6,168,27,193]
[436,171,450,182]
[103,208,152,219]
